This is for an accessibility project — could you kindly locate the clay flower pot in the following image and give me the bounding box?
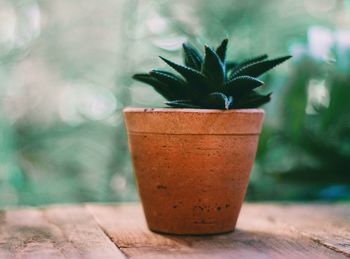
[123,107,264,235]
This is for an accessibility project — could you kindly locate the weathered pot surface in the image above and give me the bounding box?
[123,107,265,235]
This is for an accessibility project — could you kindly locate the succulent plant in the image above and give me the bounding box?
[133,39,291,109]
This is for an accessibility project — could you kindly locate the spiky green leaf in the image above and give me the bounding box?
[201,46,225,86]
[159,56,210,94]
[133,73,180,101]
[227,54,268,74]
[215,38,228,63]
[182,43,203,71]
[149,70,187,98]
[226,55,268,72]
[234,54,268,69]
[231,55,292,79]
[222,76,264,97]
[150,70,185,84]
[165,99,202,108]
[234,92,272,108]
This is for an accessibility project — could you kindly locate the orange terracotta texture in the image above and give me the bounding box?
[123,107,265,235]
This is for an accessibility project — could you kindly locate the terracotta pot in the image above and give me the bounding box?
[123,107,264,235]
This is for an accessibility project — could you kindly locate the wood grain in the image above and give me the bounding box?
[0,205,125,259]
[1,203,348,259]
[87,203,349,259]
[0,207,70,259]
[245,204,350,255]
[43,205,126,259]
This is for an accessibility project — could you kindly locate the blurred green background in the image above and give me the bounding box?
[0,0,349,207]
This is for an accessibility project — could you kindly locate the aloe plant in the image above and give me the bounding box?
[133,39,291,109]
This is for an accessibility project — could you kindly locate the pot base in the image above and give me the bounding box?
[149,227,235,236]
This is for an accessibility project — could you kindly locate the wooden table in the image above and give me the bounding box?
[0,203,349,258]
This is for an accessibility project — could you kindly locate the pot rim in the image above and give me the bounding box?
[124,107,265,135]
[123,106,264,114]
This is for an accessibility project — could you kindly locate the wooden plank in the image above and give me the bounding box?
[43,205,126,259]
[87,203,348,259]
[0,207,72,259]
[0,205,126,259]
[245,203,350,256]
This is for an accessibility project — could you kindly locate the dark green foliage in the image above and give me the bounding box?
[133,39,291,109]
[228,54,268,72]
[215,38,228,63]
[230,56,292,79]
[165,99,201,108]
[182,43,203,70]
[202,45,225,86]
[132,73,180,100]
[222,76,264,96]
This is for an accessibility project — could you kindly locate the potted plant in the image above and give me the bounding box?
[123,39,291,235]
